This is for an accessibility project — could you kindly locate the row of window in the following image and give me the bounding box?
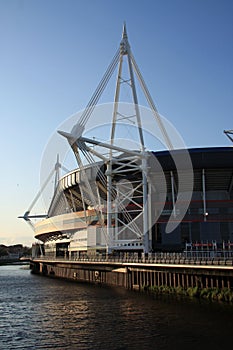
[116,242,143,247]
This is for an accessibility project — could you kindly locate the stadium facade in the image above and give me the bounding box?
[33,146,233,257]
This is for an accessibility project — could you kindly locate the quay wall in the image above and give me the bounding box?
[30,258,233,292]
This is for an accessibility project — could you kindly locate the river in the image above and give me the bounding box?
[0,264,232,349]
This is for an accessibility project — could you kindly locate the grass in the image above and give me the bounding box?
[143,284,233,303]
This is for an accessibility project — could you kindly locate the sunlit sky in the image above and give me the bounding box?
[0,0,232,246]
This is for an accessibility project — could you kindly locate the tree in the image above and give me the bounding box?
[0,245,8,257]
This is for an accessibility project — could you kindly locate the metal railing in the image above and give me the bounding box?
[32,251,233,266]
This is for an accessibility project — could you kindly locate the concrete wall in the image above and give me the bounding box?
[30,259,233,292]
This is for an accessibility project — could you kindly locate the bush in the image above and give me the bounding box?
[145,284,233,303]
[187,286,200,298]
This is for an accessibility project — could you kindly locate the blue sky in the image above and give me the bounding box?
[0,0,232,246]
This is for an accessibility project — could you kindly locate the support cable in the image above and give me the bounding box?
[131,54,174,150]
[79,48,120,127]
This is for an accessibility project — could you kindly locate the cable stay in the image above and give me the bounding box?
[18,155,63,230]
[224,130,233,143]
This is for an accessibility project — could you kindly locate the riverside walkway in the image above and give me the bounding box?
[33,251,233,267]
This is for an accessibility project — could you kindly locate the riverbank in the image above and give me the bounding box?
[0,259,20,265]
[0,259,30,265]
[144,285,233,303]
[30,257,233,305]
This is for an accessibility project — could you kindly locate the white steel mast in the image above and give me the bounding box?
[59,24,173,254]
[108,23,148,252]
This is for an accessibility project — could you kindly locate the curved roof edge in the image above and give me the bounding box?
[152,146,233,170]
[153,146,233,156]
[59,146,233,181]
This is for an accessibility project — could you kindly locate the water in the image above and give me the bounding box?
[0,265,232,350]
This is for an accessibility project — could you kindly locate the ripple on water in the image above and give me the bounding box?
[0,265,233,350]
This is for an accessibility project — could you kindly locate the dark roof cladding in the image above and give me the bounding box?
[153,147,233,171]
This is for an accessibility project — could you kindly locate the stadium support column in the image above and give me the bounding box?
[170,171,176,217]
[106,161,112,254]
[202,169,207,221]
[148,180,152,252]
[142,154,149,254]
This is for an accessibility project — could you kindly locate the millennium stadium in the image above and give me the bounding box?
[20,25,233,258]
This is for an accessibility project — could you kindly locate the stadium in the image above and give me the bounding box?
[21,26,233,258]
[31,146,233,257]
